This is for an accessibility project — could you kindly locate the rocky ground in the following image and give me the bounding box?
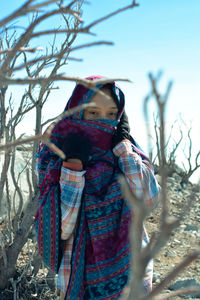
[146,173,200,299]
[0,173,199,299]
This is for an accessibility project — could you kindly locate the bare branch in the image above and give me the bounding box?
[5,176,13,244]
[167,126,183,166]
[0,74,131,87]
[11,41,112,73]
[31,0,138,38]
[0,231,8,267]
[69,40,113,52]
[83,0,139,34]
[30,0,61,10]
[26,168,33,201]
[0,103,95,152]
[0,46,44,55]
[0,0,58,27]
[146,73,173,218]
[118,176,150,300]
[10,145,24,234]
[0,6,81,72]
[175,121,200,184]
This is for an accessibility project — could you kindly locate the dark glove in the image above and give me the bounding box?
[112,111,130,147]
[61,133,92,168]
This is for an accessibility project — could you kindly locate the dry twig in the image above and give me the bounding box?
[0,103,95,155]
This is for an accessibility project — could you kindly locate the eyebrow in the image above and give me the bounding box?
[87,107,118,110]
[87,107,100,110]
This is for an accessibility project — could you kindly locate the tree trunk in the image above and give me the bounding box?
[0,190,39,289]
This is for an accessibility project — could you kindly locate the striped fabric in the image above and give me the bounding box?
[34,182,62,273]
[34,77,159,299]
[57,140,159,298]
[34,147,63,273]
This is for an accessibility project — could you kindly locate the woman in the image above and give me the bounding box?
[35,75,159,299]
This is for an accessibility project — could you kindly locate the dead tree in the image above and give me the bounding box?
[151,111,200,184]
[179,123,200,185]
[152,116,183,176]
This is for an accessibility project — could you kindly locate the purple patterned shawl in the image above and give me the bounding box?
[35,76,149,299]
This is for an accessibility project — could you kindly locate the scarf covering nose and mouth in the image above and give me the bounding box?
[35,76,151,299]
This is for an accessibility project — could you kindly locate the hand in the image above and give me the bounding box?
[61,133,92,168]
[112,111,130,147]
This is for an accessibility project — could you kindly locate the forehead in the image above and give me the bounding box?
[89,89,118,108]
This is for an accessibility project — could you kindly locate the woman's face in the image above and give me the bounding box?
[83,89,118,120]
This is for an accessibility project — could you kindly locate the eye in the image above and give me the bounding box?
[89,111,98,116]
[83,109,100,120]
[108,112,117,119]
[85,110,100,119]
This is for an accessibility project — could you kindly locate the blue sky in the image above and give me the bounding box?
[74,0,200,122]
[2,0,200,120]
[2,0,200,181]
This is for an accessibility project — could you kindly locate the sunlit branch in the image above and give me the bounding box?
[0,103,95,153]
[0,46,44,55]
[11,41,113,72]
[0,6,80,72]
[0,74,131,87]
[0,0,58,27]
[31,0,139,38]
